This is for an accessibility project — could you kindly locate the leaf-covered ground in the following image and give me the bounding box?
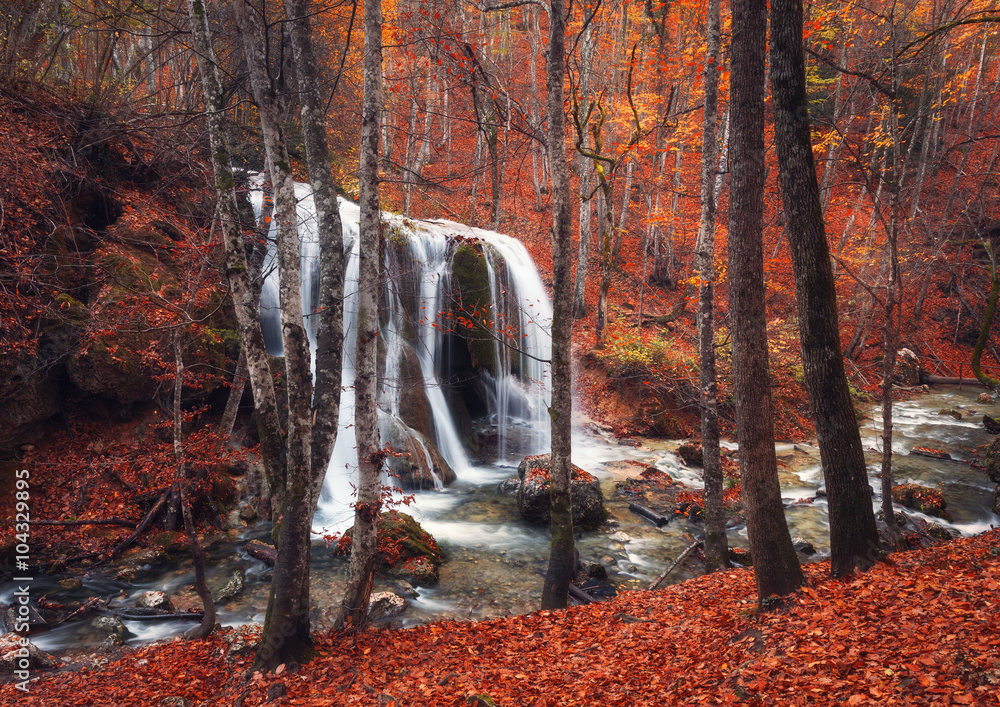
[7,529,999,706]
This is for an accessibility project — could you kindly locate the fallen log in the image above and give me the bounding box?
[628,502,670,528]
[107,608,204,622]
[97,487,171,565]
[568,583,594,605]
[920,374,988,388]
[246,539,276,566]
[28,518,138,528]
[648,539,702,591]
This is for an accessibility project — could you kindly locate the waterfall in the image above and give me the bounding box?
[253,184,552,533]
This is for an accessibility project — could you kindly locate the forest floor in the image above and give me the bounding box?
[3,528,998,706]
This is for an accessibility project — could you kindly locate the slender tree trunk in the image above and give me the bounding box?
[541,0,575,611]
[572,22,595,320]
[729,0,803,603]
[336,0,384,629]
[233,0,318,667]
[173,331,216,640]
[770,0,880,576]
[697,0,727,574]
[184,0,284,495]
[284,0,346,501]
[219,349,248,441]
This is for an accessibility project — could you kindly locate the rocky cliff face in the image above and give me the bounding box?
[0,92,240,454]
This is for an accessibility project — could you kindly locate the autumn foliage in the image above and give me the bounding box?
[5,528,999,705]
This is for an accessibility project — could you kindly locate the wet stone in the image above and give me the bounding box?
[214,569,246,604]
[136,591,173,611]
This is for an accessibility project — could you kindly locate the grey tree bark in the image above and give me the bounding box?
[770,0,880,576]
[696,0,727,574]
[541,0,575,611]
[184,0,284,493]
[232,0,318,668]
[173,330,216,640]
[336,0,384,629]
[728,0,803,603]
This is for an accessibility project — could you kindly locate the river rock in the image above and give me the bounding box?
[677,443,704,468]
[516,454,606,531]
[0,633,59,674]
[98,633,124,653]
[979,392,993,404]
[792,538,816,556]
[985,438,1000,484]
[368,591,407,620]
[214,569,246,604]
[891,484,951,521]
[924,522,957,541]
[498,477,521,494]
[893,348,921,386]
[135,591,173,611]
[728,547,752,566]
[91,615,131,641]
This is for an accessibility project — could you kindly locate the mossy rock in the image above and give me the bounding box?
[516,454,606,531]
[728,547,753,566]
[891,484,951,521]
[0,353,60,452]
[149,531,188,554]
[338,510,443,587]
[985,437,1000,484]
[449,242,498,378]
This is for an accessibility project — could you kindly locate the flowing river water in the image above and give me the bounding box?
[5,386,997,656]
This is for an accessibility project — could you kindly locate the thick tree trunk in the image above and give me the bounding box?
[697,0,727,574]
[729,0,803,603]
[541,0,575,611]
[336,0,384,630]
[770,0,880,576]
[184,0,283,492]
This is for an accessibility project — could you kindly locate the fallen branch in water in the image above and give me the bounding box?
[648,539,702,591]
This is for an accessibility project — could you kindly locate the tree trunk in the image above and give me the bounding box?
[173,331,216,640]
[972,241,1000,391]
[729,0,803,603]
[572,22,595,320]
[284,0,346,504]
[770,0,880,576]
[233,0,316,667]
[541,0,575,611]
[184,0,284,502]
[336,0,384,630]
[697,0,727,574]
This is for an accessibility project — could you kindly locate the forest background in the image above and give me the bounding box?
[1,0,1000,703]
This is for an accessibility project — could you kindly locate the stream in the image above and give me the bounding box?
[3,386,997,657]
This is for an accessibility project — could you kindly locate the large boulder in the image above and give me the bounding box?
[516,454,606,531]
[368,591,407,621]
[893,348,921,386]
[382,419,456,490]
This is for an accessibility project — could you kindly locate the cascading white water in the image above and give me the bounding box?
[253,184,552,533]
